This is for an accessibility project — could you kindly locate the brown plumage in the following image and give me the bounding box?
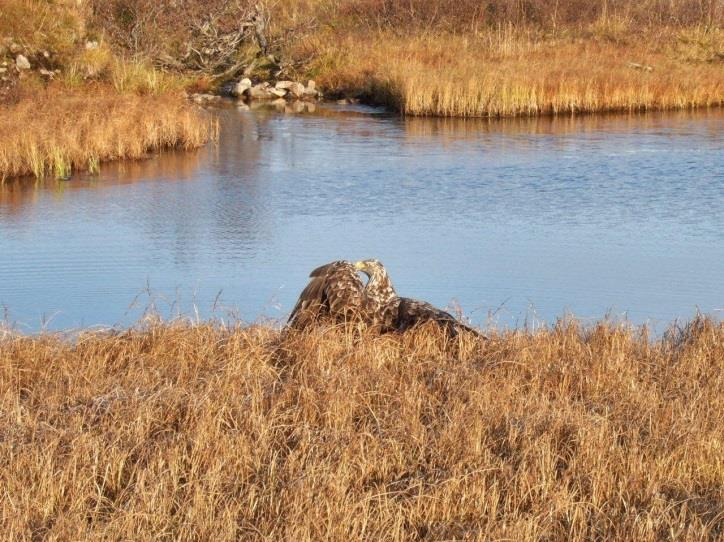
[287,261,366,329]
[392,297,481,337]
[353,259,482,337]
[289,259,483,337]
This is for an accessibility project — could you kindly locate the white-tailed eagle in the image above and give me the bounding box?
[288,259,480,337]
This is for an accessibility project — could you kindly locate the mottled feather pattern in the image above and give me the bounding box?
[394,298,479,337]
[360,262,397,319]
[287,261,365,328]
[289,259,482,337]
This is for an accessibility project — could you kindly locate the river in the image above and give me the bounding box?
[1,103,722,331]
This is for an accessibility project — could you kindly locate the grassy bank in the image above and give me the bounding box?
[1,1,722,182]
[302,28,724,116]
[0,88,212,181]
[1,318,722,540]
[0,1,213,181]
[289,0,724,116]
[85,1,722,118]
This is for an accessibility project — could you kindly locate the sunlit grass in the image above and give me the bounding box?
[301,27,724,117]
[110,58,187,95]
[0,88,214,181]
[0,316,722,539]
[0,0,212,181]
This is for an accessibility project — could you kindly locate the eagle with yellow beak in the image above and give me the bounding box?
[288,259,480,336]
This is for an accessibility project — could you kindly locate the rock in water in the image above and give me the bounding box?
[275,80,295,89]
[191,93,221,104]
[276,80,305,98]
[270,87,287,98]
[289,82,306,98]
[233,78,252,97]
[249,83,273,99]
[304,80,319,98]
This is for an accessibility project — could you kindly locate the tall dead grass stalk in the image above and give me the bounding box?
[1,317,722,540]
[303,29,724,117]
[0,88,213,180]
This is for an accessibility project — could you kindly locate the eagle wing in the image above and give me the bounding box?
[394,297,481,337]
[287,261,365,328]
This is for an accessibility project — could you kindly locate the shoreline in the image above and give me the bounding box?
[2,3,722,180]
[2,91,721,183]
[220,92,724,118]
[0,89,216,182]
[1,308,721,338]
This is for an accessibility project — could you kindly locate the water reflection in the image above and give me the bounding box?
[0,148,204,220]
[402,109,724,140]
[1,104,722,331]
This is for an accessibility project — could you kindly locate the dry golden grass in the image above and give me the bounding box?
[0,1,212,181]
[1,317,722,540]
[0,88,213,180]
[302,27,724,117]
[0,0,88,62]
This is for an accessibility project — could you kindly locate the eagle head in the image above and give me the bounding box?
[354,259,397,304]
[354,259,386,278]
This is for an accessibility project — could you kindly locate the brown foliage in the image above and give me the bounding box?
[304,27,724,117]
[1,318,722,540]
[0,86,213,180]
[88,0,266,74]
[337,0,722,31]
[0,0,88,61]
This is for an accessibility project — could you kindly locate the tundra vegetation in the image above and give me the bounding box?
[0,0,214,181]
[0,317,722,540]
[297,0,724,116]
[0,89,212,180]
[1,1,723,179]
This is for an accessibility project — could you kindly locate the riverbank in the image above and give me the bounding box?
[0,1,213,181]
[279,1,723,116]
[301,28,724,116]
[1,317,721,539]
[0,88,213,181]
[1,1,722,180]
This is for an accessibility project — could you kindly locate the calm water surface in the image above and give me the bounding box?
[1,105,722,331]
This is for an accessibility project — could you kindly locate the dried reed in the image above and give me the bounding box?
[0,88,213,180]
[1,317,722,540]
[304,29,724,117]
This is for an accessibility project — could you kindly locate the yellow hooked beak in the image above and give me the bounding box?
[354,261,366,271]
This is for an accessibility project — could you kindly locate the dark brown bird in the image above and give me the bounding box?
[354,259,481,337]
[287,260,366,329]
[288,259,481,337]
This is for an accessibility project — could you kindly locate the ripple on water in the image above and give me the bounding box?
[1,106,722,331]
